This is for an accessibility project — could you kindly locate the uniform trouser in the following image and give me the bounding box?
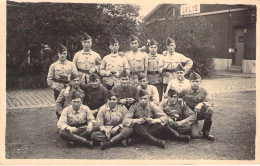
[91,127,134,144]
[153,83,163,101]
[133,123,165,142]
[59,123,100,143]
[191,106,214,136]
[54,89,61,101]
[171,122,192,135]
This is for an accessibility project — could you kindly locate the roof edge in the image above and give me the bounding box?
[142,4,163,22]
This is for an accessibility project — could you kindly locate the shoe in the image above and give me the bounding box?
[85,140,94,149]
[155,139,166,148]
[177,135,191,143]
[203,133,215,141]
[100,141,112,150]
[67,141,75,147]
[121,139,128,147]
[127,137,141,146]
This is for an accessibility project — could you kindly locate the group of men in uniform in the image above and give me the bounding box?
[47,33,215,150]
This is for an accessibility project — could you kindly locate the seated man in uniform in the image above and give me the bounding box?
[91,92,134,150]
[180,72,215,141]
[56,73,84,119]
[111,70,138,109]
[137,73,159,105]
[57,92,98,148]
[164,64,190,97]
[63,73,109,117]
[159,89,196,138]
[123,90,190,148]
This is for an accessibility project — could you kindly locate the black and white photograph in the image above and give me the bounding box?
[1,0,259,164]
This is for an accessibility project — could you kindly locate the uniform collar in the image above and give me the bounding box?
[110,53,118,58]
[148,53,157,58]
[105,104,117,112]
[81,49,93,55]
[71,105,82,114]
[192,87,201,93]
[120,85,129,91]
[58,60,67,64]
[137,101,150,110]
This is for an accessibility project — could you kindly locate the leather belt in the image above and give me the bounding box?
[78,68,90,74]
[147,71,159,74]
[54,78,69,84]
[130,71,143,75]
[165,69,175,72]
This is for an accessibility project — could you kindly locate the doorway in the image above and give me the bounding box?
[234,28,245,66]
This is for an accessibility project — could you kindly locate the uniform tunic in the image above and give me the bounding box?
[125,50,148,85]
[47,60,78,92]
[57,105,95,131]
[123,101,169,127]
[164,78,190,96]
[111,85,138,101]
[163,52,193,84]
[73,50,101,83]
[80,84,109,110]
[100,53,130,87]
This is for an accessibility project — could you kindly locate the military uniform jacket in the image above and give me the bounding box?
[111,84,138,101]
[47,60,78,91]
[147,53,164,84]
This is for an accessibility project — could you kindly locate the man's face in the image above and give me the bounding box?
[82,39,92,49]
[139,78,148,89]
[149,45,157,55]
[168,95,178,105]
[130,40,139,51]
[89,79,100,89]
[107,96,118,108]
[175,70,185,81]
[190,79,201,90]
[71,98,82,110]
[167,43,176,53]
[120,76,130,87]
[70,77,80,89]
[109,43,119,54]
[139,95,149,107]
[58,51,67,61]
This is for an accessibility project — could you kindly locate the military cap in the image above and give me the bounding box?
[130,34,140,42]
[107,90,118,100]
[119,70,129,78]
[57,44,67,53]
[138,89,149,98]
[166,37,175,46]
[109,37,119,45]
[147,39,158,47]
[70,73,79,81]
[138,72,147,81]
[89,73,100,82]
[189,71,201,80]
[168,89,178,97]
[71,92,82,100]
[81,33,92,41]
[175,64,185,72]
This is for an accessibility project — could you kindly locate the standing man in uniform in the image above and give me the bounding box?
[47,44,78,101]
[56,73,84,119]
[146,39,164,101]
[180,72,215,141]
[111,70,138,109]
[159,89,196,137]
[125,34,148,86]
[100,37,130,90]
[73,33,101,84]
[137,73,160,105]
[162,37,193,93]
[57,92,97,148]
[164,64,191,97]
[91,92,134,150]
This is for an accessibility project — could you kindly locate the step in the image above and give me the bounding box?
[229,65,242,70]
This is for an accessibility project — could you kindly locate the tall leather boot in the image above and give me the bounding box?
[84,139,94,149]
[134,124,166,148]
[167,127,190,143]
[202,121,215,141]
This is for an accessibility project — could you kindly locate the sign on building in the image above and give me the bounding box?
[180,4,200,15]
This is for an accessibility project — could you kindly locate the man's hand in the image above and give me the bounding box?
[146,118,161,124]
[195,103,203,110]
[89,67,96,74]
[106,71,112,77]
[67,126,78,133]
[110,126,120,135]
[119,99,127,104]
[134,118,146,124]
[86,123,93,132]
[63,86,71,97]
[102,129,111,139]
